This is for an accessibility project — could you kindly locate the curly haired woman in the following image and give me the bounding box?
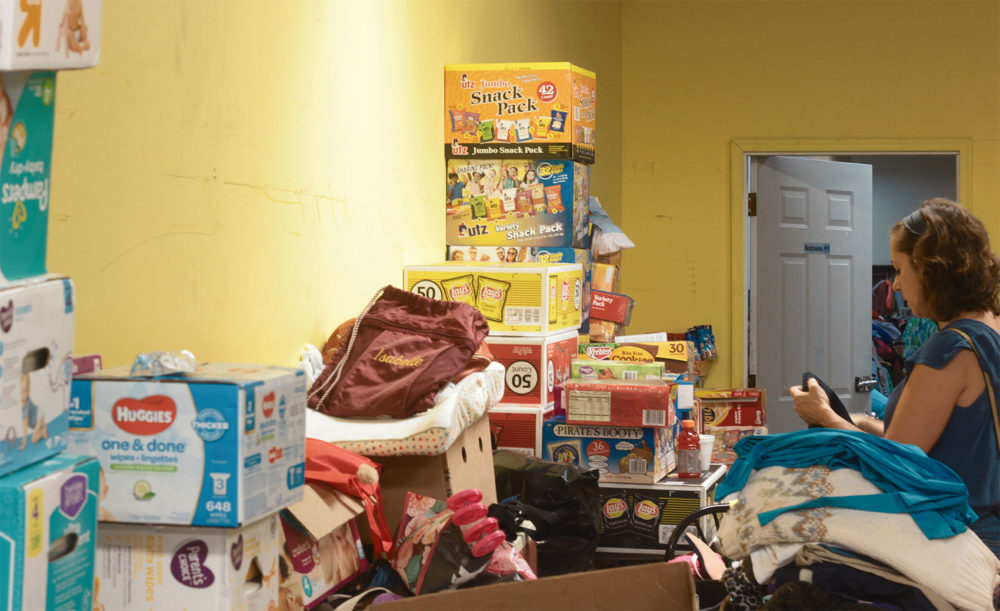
[792,198,1000,557]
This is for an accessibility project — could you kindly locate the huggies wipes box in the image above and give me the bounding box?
[0,0,102,69]
[0,453,99,611]
[95,514,280,611]
[0,71,56,282]
[0,275,75,478]
[67,363,307,527]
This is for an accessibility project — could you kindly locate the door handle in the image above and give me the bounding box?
[855,375,877,393]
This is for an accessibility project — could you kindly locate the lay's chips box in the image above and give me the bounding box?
[446,158,590,249]
[404,262,582,336]
[445,62,596,163]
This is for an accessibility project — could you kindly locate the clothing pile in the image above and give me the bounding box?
[714,429,1000,610]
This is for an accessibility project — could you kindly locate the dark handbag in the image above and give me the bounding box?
[307,285,490,419]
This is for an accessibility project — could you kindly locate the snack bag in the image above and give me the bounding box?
[502,188,518,214]
[544,185,564,212]
[449,109,465,133]
[533,115,551,139]
[496,119,513,142]
[476,276,511,322]
[550,109,568,132]
[516,190,533,213]
[601,494,631,536]
[630,493,667,541]
[486,198,504,220]
[440,275,477,307]
[478,119,495,142]
[514,118,532,142]
[470,195,488,220]
[463,111,480,137]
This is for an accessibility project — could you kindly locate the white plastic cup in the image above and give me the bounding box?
[699,434,715,471]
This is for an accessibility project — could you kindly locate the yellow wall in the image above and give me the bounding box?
[48,1,1000,382]
[49,1,622,368]
[621,0,999,386]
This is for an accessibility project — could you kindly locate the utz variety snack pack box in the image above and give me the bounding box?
[95,514,281,611]
[446,158,590,249]
[542,415,675,485]
[67,363,307,527]
[0,71,57,282]
[0,275,74,478]
[404,262,583,336]
[445,62,596,163]
[0,0,102,69]
[0,454,99,611]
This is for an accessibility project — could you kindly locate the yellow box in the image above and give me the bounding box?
[403,262,582,336]
[445,62,596,164]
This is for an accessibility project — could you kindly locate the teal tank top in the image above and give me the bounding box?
[884,318,1000,513]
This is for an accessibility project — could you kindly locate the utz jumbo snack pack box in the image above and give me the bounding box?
[0,275,74,478]
[446,158,590,249]
[404,262,582,336]
[445,62,596,163]
[0,453,99,611]
[0,0,102,69]
[67,363,307,527]
[95,514,281,611]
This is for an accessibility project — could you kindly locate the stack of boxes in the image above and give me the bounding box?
[0,4,103,609]
[427,62,597,457]
[67,363,311,609]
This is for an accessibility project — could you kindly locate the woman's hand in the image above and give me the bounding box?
[789,377,839,427]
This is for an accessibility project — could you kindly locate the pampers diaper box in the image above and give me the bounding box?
[67,363,307,527]
[0,71,56,283]
[446,158,590,249]
[404,262,583,337]
[0,275,75,478]
[444,62,596,163]
[0,453,99,611]
[94,513,280,611]
[0,0,102,69]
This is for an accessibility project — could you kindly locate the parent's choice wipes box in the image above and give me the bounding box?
[0,0,102,70]
[0,453,99,611]
[0,275,75,478]
[67,363,307,527]
[95,514,280,611]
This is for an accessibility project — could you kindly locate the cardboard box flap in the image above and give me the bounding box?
[285,483,364,540]
[384,561,695,610]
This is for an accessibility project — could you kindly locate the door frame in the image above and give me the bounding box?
[729,138,972,387]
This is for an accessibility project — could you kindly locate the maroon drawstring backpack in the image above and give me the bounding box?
[308,285,490,419]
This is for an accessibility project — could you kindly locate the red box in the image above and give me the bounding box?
[488,405,554,456]
[697,388,766,427]
[589,290,634,325]
[486,330,578,407]
[564,379,673,428]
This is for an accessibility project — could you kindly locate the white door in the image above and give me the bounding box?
[755,156,873,433]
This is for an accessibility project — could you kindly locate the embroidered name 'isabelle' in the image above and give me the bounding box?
[372,348,425,367]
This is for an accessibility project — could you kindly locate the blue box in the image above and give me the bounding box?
[0,453,99,611]
[541,415,675,484]
[67,363,306,527]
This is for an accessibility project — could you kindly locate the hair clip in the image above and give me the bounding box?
[903,209,927,236]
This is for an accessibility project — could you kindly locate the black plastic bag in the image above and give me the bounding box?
[492,450,601,576]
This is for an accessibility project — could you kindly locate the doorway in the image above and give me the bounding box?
[729,139,968,433]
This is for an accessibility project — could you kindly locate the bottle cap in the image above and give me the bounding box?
[682,419,695,428]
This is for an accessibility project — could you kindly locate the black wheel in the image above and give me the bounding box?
[664,503,731,561]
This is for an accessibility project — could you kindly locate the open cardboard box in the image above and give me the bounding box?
[385,561,695,610]
[279,482,368,608]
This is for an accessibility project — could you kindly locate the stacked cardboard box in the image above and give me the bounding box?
[0,8,103,608]
[436,63,597,457]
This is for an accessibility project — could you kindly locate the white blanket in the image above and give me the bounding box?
[717,465,1000,610]
[305,361,505,457]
